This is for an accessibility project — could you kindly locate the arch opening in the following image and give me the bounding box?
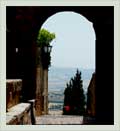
[39,11,96,115]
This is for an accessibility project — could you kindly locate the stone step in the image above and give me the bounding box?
[36,115,83,125]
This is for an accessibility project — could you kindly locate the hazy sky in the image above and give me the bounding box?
[41,11,95,69]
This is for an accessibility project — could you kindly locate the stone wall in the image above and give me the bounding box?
[87,73,96,117]
[6,79,22,110]
[6,79,36,125]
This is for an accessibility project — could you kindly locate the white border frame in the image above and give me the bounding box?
[0,0,120,131]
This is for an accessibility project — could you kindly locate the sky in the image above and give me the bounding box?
[41,11,95,69]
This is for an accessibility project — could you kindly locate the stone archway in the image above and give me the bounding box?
[6,6,114,124]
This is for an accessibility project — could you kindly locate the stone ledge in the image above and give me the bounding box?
[7,79,22,83]
[6,103,31,125]
[6,115,18,125]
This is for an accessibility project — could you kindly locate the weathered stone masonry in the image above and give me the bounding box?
[6,79,36,125]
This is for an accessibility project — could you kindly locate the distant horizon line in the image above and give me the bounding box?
[50,65,95,70]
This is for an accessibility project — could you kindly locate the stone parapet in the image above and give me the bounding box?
[6,79,22,110]
[6,103,31,125]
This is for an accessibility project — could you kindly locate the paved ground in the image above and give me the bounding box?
[48,110,63,115]
[36,115,83,125]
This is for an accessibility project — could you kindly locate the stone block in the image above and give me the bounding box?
[6,103,31,125]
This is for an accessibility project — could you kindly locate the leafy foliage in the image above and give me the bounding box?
[36,28,55,68]
[37,28,55,46]
[63,69,86,115]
